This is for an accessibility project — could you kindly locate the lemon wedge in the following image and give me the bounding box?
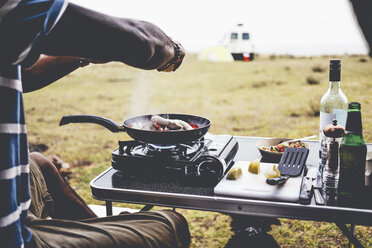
[265,165,281,178]
[248,159,260,174]
[226,167,242,180]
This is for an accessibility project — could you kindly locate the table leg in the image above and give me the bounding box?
[335,223,362,248]
[349,224,355,248]
[106,201,113,216]
[141,205,154,211]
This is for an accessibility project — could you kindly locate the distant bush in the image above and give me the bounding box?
[359,58,368,63]
[29,143,49,152]
[306,76,320,85]
[312,65,325,73]
[252,81,267,88]
[252,81,283,88]
[307,99,320,116]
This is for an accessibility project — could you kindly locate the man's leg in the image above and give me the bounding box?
[27,210,191,248]
[29,152,96,220]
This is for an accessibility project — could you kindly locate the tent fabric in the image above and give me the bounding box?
[198,46,234,62]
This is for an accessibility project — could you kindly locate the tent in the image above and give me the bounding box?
[198,46,234,62]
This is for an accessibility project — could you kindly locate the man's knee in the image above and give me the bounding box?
[29,152,59,175]
[157,210,191,248]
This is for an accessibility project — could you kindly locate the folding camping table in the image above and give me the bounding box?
[91,137,372,247]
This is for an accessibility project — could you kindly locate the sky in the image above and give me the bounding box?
[70,0,369,56]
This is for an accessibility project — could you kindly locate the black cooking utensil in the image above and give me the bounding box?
[313,172,325,205]
[59,114,211,145]
[299,167,317,204]
[266,148,309,186]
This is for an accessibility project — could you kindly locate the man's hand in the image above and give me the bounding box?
[42,3,185,71]
[156,40,185,72]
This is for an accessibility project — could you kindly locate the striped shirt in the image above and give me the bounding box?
[0,0,67,247]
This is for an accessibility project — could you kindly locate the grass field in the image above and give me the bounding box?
[23,54,372,247]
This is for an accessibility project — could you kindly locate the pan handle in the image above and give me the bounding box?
[59,115,125,133]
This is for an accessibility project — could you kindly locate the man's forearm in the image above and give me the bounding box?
[42,3,176,70]
[22,55,82,93]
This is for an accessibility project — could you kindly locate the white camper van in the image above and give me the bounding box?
[222,24,254,61]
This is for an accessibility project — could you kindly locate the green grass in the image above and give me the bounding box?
[23,54,372,247]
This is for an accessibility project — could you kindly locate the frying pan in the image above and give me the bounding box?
[59,114,211,145]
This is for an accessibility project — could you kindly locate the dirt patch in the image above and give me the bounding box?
[107,77,132,83]
[252,81,267,88]
[74,160,92,167]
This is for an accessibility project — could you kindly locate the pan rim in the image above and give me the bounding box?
[123,113,211,132]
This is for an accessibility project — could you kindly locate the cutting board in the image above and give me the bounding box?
[214,161,304,202]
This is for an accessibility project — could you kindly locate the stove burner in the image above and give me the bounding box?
[119,139,206,160]
[112,134,239,184]
[147,144,177,152]
[144,142,201,158]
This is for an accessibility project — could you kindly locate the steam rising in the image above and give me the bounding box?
[127,71,153,118]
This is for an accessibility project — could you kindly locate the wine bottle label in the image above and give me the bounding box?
[319,109,347,130]
[320,112,336,131]
[333,109,347,127]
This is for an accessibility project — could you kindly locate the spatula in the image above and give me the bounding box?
[266,147,309,186]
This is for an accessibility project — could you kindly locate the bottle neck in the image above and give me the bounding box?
[328,81,341,94]
[345,111,363,135]
[329,68,340,82]
[329,66,341,94]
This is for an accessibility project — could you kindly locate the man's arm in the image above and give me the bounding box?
[22,55,90,93]
[42,3,185,71]
[349,0,372,57]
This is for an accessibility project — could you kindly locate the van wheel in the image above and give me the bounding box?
[231,53,244,61]
[249,53,255,61]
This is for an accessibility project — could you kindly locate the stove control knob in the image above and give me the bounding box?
[196,155,226,180]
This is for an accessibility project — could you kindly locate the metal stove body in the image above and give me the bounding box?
[111,134,238,184]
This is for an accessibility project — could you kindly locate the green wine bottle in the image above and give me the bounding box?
[339,102,367,206]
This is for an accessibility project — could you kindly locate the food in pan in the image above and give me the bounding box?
[264,165,281,179]
[226,167,242,180]
[248,159,260,174]
[131,115,199,131]
[260,141,306,153]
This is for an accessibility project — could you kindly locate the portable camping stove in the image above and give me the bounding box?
[111,133,238,183]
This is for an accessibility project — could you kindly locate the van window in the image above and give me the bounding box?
[231,33,238,40]
[242,33,250,40]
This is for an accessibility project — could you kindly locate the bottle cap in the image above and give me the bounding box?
[323,119,345,138]
[329,60,341,81]
[345,102,363,134]
[348,102,361,110]
[330,59,341,70]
